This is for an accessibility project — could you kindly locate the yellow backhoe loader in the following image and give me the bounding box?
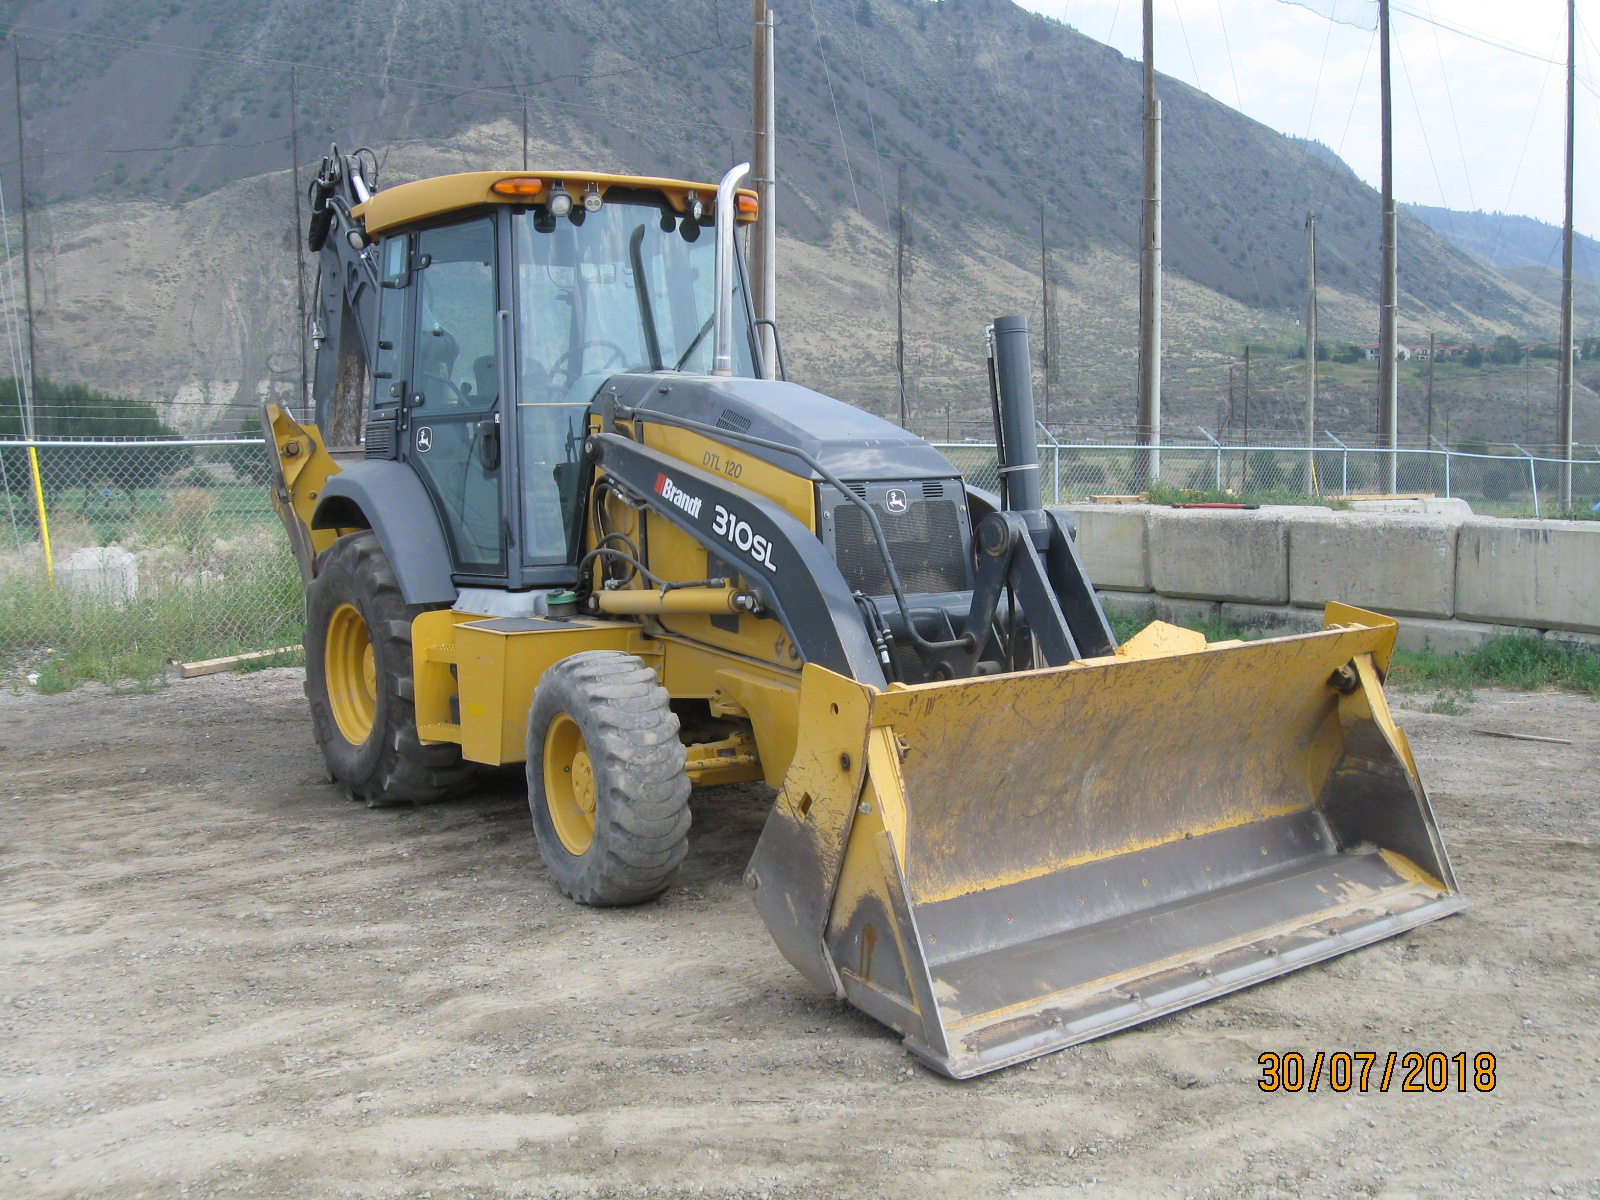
[266,147,1464,1077]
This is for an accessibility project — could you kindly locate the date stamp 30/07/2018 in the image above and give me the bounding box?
[1258,1051,1498,1093]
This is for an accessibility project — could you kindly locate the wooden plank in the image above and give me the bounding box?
[1471,729,1574,746]
[178,646,303,678]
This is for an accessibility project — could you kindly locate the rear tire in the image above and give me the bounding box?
[526,651,692,905]
[304,529,472,805]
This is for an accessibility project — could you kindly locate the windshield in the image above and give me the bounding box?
[512,201,758,398]
[510,201,758,567]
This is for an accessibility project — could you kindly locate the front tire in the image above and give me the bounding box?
[526,651,692,905]
[304,529,472,804]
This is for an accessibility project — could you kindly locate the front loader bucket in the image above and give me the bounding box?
[747,605,1465,1078]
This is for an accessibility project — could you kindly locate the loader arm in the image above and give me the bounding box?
[587,430,886,684]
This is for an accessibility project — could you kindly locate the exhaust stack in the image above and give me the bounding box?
[712,162,751,377]
[991,314,1042,512]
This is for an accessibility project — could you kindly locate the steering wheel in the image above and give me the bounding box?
[549,340,628,388]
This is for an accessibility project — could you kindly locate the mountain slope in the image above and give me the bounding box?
[0,0,1568,438]
[1408,204,1599,281]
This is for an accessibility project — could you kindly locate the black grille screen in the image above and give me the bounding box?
[364,418,396,459]
[833,497,966,596]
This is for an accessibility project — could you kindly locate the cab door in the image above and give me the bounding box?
[400,215,505,577]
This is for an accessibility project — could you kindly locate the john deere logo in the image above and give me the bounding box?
[415,427,433,453]
[884,488,909,513]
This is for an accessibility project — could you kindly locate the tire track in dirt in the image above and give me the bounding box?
[0,671,1596,1198]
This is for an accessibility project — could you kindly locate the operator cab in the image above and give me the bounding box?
[323,171,762,590]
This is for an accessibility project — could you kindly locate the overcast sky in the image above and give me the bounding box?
[1017,0,1596,246]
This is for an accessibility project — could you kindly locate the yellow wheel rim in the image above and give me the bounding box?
[325,602,378,745]
[544,713,597,856]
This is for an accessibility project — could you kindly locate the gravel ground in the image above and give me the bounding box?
[1,668,1596,1200]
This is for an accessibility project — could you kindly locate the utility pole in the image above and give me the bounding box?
[1242,345,1252,450]
[289,67,308,415]
[1425,331,1436,445]
[1558,0,1576,507]
[1039,203,1051,427]
[749,1,778,378]
[1136,0,1162,486]
[1305,212,1318,493]
[1377,0,1399,493]
[11,39,36,435]
[520,92,529,171]
[895,165,907,427]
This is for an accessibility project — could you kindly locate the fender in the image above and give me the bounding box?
[312,460,458,606]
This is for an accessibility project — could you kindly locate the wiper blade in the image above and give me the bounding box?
[673,313,715,372]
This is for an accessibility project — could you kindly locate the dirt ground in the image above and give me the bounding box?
[1,669,1597,1200]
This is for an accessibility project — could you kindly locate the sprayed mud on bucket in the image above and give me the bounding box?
[748,610,1465,1079]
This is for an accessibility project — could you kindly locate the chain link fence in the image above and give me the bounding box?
[0,437,301,688]
[3,433,1596,687]
[934,439,1600,517]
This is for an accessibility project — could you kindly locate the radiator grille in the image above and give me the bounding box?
[363,419,396,459]
[833,496,966,597]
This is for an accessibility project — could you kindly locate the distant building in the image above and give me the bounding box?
[1361,343,1411,362]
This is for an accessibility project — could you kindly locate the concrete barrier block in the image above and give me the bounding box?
[1456,518,1600,633]
[1345,497,1473,517]
[1059,504,1150,592]
[56,546,138,603]
[1147,508,1288,603]
[1288,512,1460,618]
[1347,498,1425,513]
[1219,603,1326,637]
[1097,590,1220,628]
[1393,616,1496,657]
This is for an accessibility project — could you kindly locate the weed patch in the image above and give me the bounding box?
[2,538,303,691]
[1391,634,1599,699]
[1144,483,1348,509]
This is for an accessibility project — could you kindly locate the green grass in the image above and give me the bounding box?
[1417,687,1476,716]
[1389,634,1600,700]
[1144,483,1349,509]
[2,541,304,692]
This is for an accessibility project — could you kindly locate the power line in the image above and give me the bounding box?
[1211,1,1271,307]
[804,0,860,216]
[1393,27,1447,209]
[1487,28,1564,267]
[1169,2,1208,96]
[1422,0,1476,214]
[1304,0,1338,138]
[1274,3,1600,98]
[847,0,892,223]
[1314,28,1375,218]
[1213,0,1246,111]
